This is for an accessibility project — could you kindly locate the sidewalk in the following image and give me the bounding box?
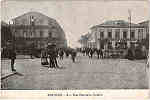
[1,55,35,79]
[16,55,34,59]
[1,56,148,89]
[1,60,17,80]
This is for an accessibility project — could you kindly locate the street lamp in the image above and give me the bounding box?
[9,21,15,50]
[128,9,132,46]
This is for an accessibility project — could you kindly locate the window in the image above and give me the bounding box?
[52,32,58,38]
[30,32,33,37]
[108,42,112,49]
[30,16,36,26]
[49,32,52,38]
[100,32,104,39]
[115,29,120,39]
[123,31,127,39]
[40,30,43,37]
[26,30,29,38]
[23,30,27,38]
[108,32,112,38]
[22,19,26,25]
[141,29,143,39]
[107,29,112,38]
[39,19,43,25]
[130,30,135,39]
[138,29,143,40]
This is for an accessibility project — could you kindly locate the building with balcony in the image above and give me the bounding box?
[11,11,67,50]
[90,20,147,49]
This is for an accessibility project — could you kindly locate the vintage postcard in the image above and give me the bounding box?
[0,0,149,99]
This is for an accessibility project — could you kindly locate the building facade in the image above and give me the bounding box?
[1,21,12,47]
[90,20,147,49]
[11,11,67,50]
[78,33,92,48]
[138,20,149,49]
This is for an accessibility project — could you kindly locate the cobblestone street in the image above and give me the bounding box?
[1,54,148,89]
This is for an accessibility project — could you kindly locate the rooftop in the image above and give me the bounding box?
[91,20,140,29]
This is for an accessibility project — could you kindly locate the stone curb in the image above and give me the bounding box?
[1,72,17,80]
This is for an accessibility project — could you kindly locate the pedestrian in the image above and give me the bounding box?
[47,43,59,68]
[65,49,70,58]
[59,49,64,60]
[9,49,16,71]
[85,48,89,56]
[82,48,86,56]
[41,48,48,65]
[96,48,100,59]
[100,49,103,58]
[71,49,77,63]
[47,44,55,68]
[53,47,59,68]
[89,48,94,59]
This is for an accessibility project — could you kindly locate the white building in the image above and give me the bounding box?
[90,20,147,49]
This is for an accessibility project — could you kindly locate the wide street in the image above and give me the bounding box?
[1,54,148,89]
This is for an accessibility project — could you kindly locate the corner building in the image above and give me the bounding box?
[11,11,67,50]
[90,20,147,49]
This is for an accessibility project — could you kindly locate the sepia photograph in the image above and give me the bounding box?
[1,0,149,91]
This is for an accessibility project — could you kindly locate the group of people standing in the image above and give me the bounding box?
[80,44,148,60]
[41,44,77,69]
[81,48,104,59]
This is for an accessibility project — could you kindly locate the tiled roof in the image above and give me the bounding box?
[100,20,138,26]
[91,20,140,29]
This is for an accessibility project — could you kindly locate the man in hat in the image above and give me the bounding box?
[8,47,16,71]
[47,43,59,68]
[70,49,77,63]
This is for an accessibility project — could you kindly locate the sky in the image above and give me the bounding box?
[1,0,150,48]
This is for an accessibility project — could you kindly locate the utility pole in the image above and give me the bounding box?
[9,21,15,51]
[13,21,15,51]
[128,9,132,49]
[128,9,132,41]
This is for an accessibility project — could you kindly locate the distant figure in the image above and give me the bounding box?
[65,50,70,58]
[126,47,135,60]
[82,48,86,56]
[89,48,94,59]
[41,48,48,65]
[71,49,77,63]
[96,48,103,59]
[85,48,89,56]
[9,49,16,71]
[30,52,34,59]
[59,49,64,60]
[100,49,103,59]
[141,45,147,59]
